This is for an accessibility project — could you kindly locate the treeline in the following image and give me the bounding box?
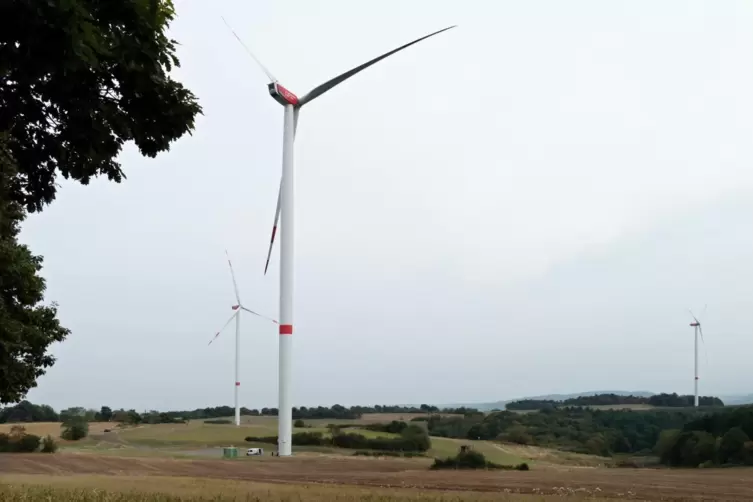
[1,401,478,424]
[418,407,706,457]
[505,393,724,410]
[656,406,753,467]
[245,423,431,453]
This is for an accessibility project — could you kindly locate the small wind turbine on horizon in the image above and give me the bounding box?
[688,306,707,408]
[208,251,278,426]
[221,18,456,456]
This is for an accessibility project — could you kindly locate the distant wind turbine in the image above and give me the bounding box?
[688,306,707,407]
[222,18,456,456]
[208,251,277,426]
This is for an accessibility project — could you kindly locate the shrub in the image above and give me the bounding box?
[291,431,326,446]
[294,419,305,428]
[352,450,426,458]
[364,421,408,434]
[204,419,232,425]
[502,426,533,445]
[60,415,89,441]
[245,432,328,447]
[15,433,41,452]
[244,436,277,444]
[0,430,41,452]
[40,435,57,453]
[431,447,530,471]
[719,427,750,465]
[61,421,88,441]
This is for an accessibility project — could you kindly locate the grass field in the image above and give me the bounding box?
[3,453,753,501]
[0,475,610,502]
[4,417,579,468]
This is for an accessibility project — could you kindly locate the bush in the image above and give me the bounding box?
[291,431,326,446]
[244,436,277,444]
[352,450,426,458]
[40,435,57,453]
[719,427,751,465]
[663,430,717,467]
[294,419,305,428]
[364,421,408,434]
[245,432,328,447]
[501,426,533,445]
[61,421,88,441]
[430,447,530,471]
[331,426,431,453]
[0,429,41,452]
[204,419,233,425]
[15,433,41,452]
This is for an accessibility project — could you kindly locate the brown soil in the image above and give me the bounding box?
[2,452,752,501]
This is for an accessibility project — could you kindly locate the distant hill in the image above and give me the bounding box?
[722,394,753,406]
[443,390,655,412]
[450,390,753,411]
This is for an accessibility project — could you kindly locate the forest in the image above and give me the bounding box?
[0,401,478,424]
[505,393,725,410]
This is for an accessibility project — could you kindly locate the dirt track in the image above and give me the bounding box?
[2,453,753,500]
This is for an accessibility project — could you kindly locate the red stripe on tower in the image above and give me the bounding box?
[279,324,293,335]
[235,382,240,386]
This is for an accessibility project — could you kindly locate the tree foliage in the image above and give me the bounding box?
[425,407,702,457]
[60,413,88,441]
[0,425,41,452]
[506,393,724,411]
[0,400,58,422]
[0,135,70,405]
[0,0,202,212]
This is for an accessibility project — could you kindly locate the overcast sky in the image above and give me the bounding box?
[19,0,753,411]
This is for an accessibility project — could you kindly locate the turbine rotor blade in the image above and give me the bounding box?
[226,250,242,304]
[263,108,299,276]
[263,183,282,275]
[221,16,278,83]
[208,311,239,345]
[297,25,457,106]
[688,309,700,325]
[240,306,279,324]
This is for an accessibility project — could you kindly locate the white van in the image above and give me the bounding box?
[246,448,264,456]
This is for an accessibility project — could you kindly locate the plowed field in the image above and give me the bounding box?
[2,453,753,500]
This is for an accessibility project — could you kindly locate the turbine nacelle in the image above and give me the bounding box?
[268,82,300,106]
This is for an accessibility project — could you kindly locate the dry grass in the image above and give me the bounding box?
[492,443,610,468]
[0,474,615,501]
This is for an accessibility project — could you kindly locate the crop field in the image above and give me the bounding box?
[0,475,607,502]
[6,416,753,500]
[0,422,112,439]
[2,453,753,500]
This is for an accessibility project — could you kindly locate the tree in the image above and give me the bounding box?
[0,0,202,212]
[61,415,88,441]
[96,406,113,422]
[0,135,70,404]
[719,427,750,465]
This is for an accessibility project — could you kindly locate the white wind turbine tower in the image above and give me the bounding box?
[688,307,707,407]
[222,19,456,455]
[208,251,278,426]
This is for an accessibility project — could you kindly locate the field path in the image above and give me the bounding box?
[2,453,753,500]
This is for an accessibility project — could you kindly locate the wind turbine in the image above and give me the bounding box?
[208,251,278,426]
[223,20,456,455]
[688,307,706,407]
